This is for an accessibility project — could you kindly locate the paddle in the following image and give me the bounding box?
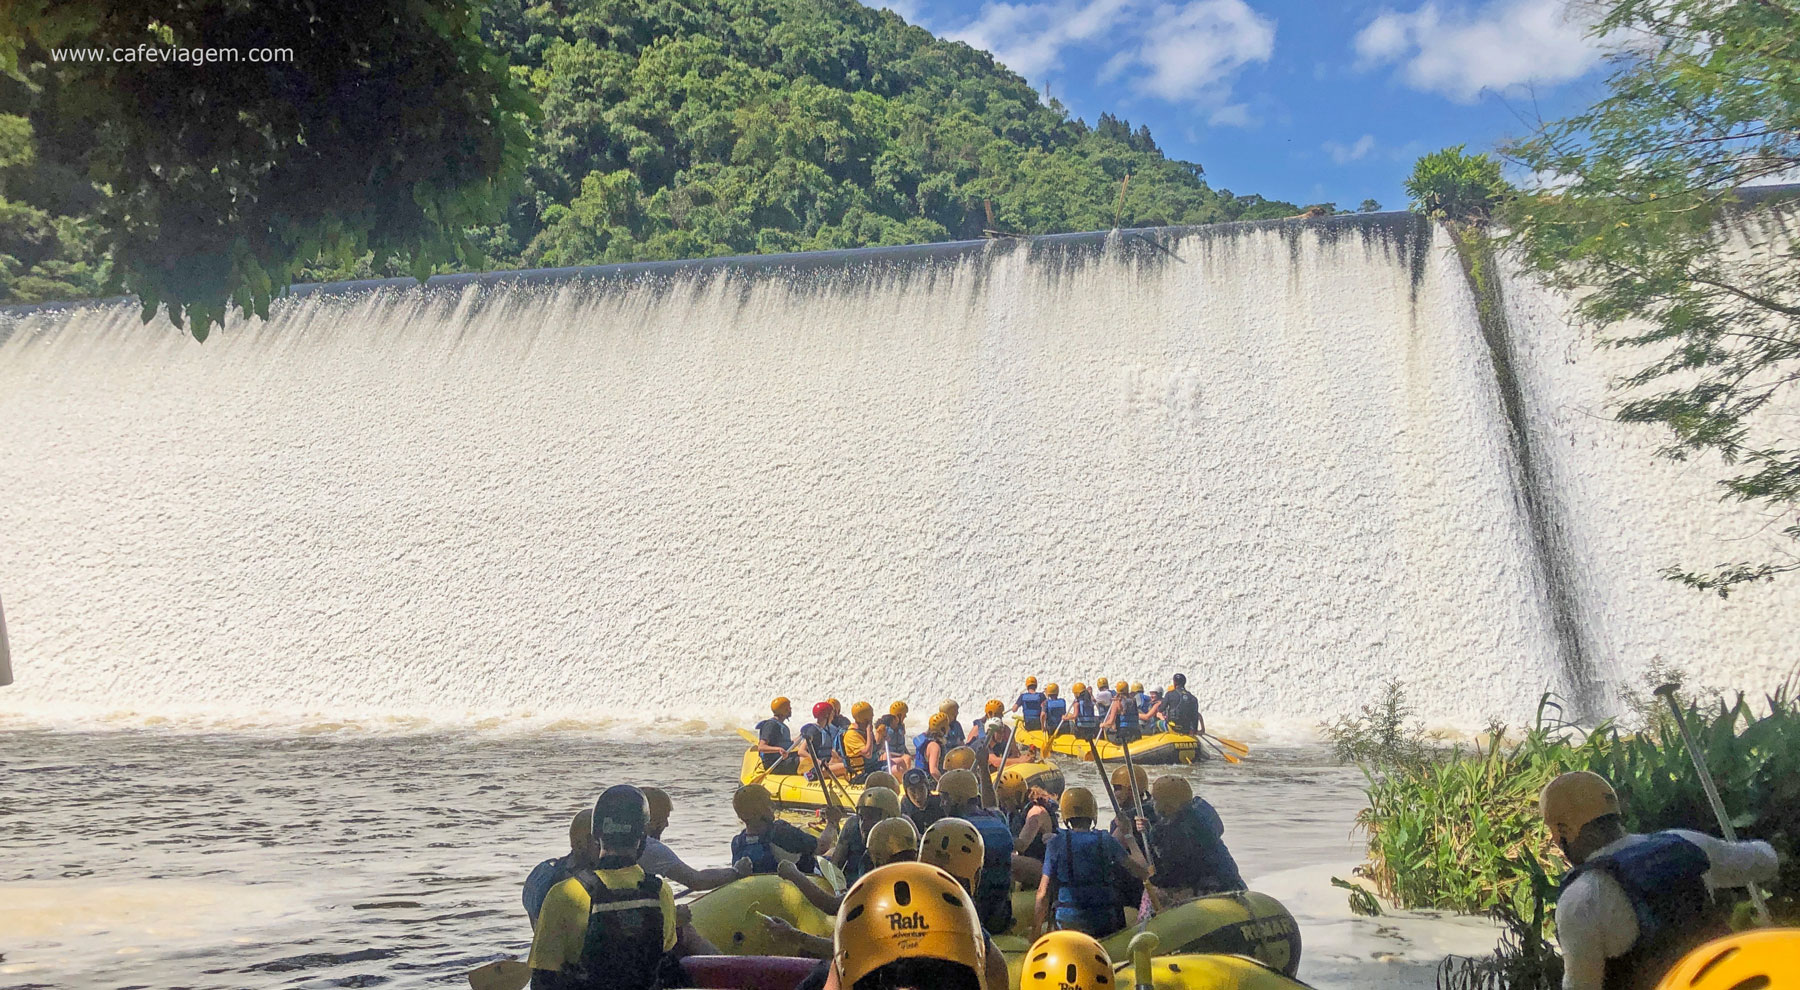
[1654,683,1773,926]
[468,959,531,990]
[1206,733,1250,756]
[1116,733,1165,931]
[1200,735,1241,765]
[1085,737,1164,916]
[736,726,809,785]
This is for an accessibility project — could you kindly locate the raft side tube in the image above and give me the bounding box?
[685,874,835,956]
[1125,953,1320,990]
[681,955,820,990]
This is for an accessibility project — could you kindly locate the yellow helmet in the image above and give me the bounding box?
[864,770,900,794]
[927,712,950,735]
[1071,682,1087,696]
[919,817,985,888]
[771,696,791,715]
[1540,771,1620,846]
[890,701,909,717]
[944,746,977,771]
[1025,676,1038,689]
[851,701,874,722]
[1166,684,1176,694]
[984,699,1004,718]
[833,863,985,990]
[641,786,673,824]
[1113,678,1128,694]
[1096,678,1109,689]
[1110,765,1149,793]
[937,768,980,805]
[1061,786,1098,821]
[939,699,959,716]
[1045,683,1059,697]
[1020,930,1113,990]
[1150,775,1193,818]
[732,784,774,824]
[1654,929,1800,990]
[827,698,842,714]
[996,766,1030,807]
[858,786,901,820]
[866,817,920,867]
[568,809,594,851]
[1130,682,1143,693]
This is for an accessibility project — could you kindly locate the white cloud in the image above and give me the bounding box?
[1125,1,1277,104]
[1353,0,1605,103]
[944,0,1274,117]
[1324,134,1378,164]
[946,0,1135,78]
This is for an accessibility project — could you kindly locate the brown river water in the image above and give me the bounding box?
[0,729,1499,989]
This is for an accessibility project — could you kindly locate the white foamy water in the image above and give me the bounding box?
[1,217,1795,731]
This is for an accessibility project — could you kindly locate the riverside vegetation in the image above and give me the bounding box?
[1326,669,1800,990]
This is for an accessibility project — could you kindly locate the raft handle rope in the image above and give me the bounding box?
[1653,682,1773,926]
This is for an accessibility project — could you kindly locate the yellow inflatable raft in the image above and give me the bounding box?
[995,889,1299,978]
[737,750,1066,809]
[1013,727,1204,765]
[685,873,836,957]
[1120,953,1318,990]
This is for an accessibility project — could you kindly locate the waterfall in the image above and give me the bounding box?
[2,215,1793,731]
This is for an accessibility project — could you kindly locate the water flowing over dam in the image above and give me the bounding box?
[2,215,1794,732]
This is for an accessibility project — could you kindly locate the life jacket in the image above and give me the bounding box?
[1074,694,1100,732]
[1043,697,1067,731]
[1017,691,1045,720]
[1135,692,1152,714]
[1560,832,1729,990]
[1049,829,1120,917]
[755,717,792,768]
[903,794,946,832]
[837,724,872,779]
[1110,695,1140,741]
[966,809,1017,934]
[732,821,820,875]
[1149,799,1243,894]
[842,822,873,885]
[890,719,910,755]
[1008,800,1060,862]
[945,720,966,749]
[806,723,842,769]
[1165,689,1200,734]
[572,870,667,990]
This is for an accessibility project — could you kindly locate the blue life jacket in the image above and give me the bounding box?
[965,809,1017,933]
[890,720,910,755]
[732,821,820,875]
[1135,692,1152,713]
[1049,828,1120,913]
[1043,697,1067,730]
[945,720,966,749]
[1148,798,1243,894]
[1114,695,1140,735]
[1561,832,1729,990]
[1074,695,1100,730]
[1017,691,1045,720]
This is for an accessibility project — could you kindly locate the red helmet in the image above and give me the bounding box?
[813,701,834,719]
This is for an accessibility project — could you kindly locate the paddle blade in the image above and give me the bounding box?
[469,960,531,990]
[1210,734,1250,755]
[1219,749,1242,764]
[735,727,760,744]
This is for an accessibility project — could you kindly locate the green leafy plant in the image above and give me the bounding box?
[1404,145,1509,222]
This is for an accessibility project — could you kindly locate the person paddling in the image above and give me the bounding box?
[527,786,680,990]
[1146,776,1243,900]
[755,698,798,773]
[1162,673,1203,736]
[1042,683,1067,736]
[1033,785,1149,939]
[1098,676,1142,748]
[1012,677,1046,732]
[799,702,846,780]
[1541,771,1779,990]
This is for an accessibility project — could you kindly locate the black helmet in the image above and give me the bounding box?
[593,785,649,850]
[1171,672,1186,687]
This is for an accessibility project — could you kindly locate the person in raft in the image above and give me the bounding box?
[1033,786,1150,939]
[876,701,913,773]
[929,771,1020,936]
[914,712,952,779]
[1098,675,1142,748]
[1146,775,1244,900]
[1069,682,1101,739]
[754,697,798,773]
[637,787,746,892]
[1041,683,1068,735]
[913,824,1016,990]
[1540,770,1780,990]
[729,784,838,875]
[939,699,966,748]
[1011,677,1046,731]
[1019,930,1115,990]
[827,698,852,731]
[1161,673,1203,736]
[822,862,1004,990]
[901,766,947,831]
[1092,678,1115,714]
[836,701,878,784]
[527,786,681,990]
[523,809,598,928]
[799,702,846,780]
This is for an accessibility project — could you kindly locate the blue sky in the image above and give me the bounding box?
[875,0,1619,211]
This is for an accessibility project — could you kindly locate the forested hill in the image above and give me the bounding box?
[0,0,1304,303]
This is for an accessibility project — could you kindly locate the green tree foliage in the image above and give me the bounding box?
[1,0,538,336]
[1505,0,1800,595]
[1405,144,1509,222]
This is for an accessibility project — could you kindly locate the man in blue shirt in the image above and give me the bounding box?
[522,809,597,927]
